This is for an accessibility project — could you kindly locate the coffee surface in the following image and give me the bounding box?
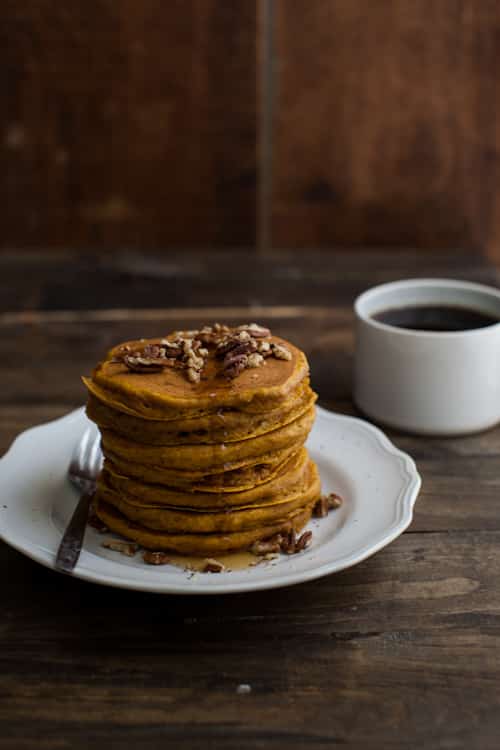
[372,305,499,332]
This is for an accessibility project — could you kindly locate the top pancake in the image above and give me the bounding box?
[84,330,308,420]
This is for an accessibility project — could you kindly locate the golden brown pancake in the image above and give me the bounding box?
[84,334,308,420]
[86,386,317,445]
[95,498,315,555]
[102,447,310,509]
[104,444,301,492]
[100,406,315,471]
[96,460,320,534]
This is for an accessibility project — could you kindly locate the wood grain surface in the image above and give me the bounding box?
[272,1,500,258]
[1,1,256,249]
[1,250,500,749]
[4,2,500,257]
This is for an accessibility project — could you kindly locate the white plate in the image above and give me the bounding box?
[0,406,421,594]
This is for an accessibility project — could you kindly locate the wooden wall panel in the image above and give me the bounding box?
[272,0,500,256]
[0,1,257,249]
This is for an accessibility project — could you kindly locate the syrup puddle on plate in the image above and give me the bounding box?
[166,550,261,572]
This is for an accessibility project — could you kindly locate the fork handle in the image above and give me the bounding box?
[55,491,94,574]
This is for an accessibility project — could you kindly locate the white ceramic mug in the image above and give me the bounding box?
[354,278,500,435]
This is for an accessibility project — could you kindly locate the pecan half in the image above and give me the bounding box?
[247,352,264,368]
[327,493,343,509]
[294,530,313,552]
[187,367,201,383]
[203,558,225,573]
[236,323,271,338]
[280,528,312,554]
[143,550,171,565]
[257,340,272,357]
[123,355,165,373]
[224,353,248,379]
[252,529,312,556]
[250,535,283,555]
[313,496,329,518]
[271,343,292,361]
[102,539,138,556]
[216,331,251,357]
[225,340,258,359]
[314,493,343,516]
[160,339,183,357]
[281,528,297,554]
[142,344,165,359]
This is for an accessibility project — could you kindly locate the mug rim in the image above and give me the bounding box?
[354,277,500,338]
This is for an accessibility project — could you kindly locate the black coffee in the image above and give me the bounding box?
[372,305,499,332]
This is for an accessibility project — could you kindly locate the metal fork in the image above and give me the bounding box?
[55,425,102,574]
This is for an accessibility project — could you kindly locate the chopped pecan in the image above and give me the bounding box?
[271,343,292,361]
[247,352,264,368]
[102,539,138,556]
[195,332,213,344]
[250,535,283,555]
[187,367,201,383]
[257,340,272,357]
[203,558,225,573]
[143,550,171,565]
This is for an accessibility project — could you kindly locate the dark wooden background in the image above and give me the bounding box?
[2,1,500,257]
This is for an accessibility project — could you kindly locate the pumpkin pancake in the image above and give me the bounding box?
[96,460,320,534]
[85,385,317,445]
[85,333,308,420]
[95,498,316,555]
[100,406,315,471]
[102,447,310,509]
[104,443,302,493]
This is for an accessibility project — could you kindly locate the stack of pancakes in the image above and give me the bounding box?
[83,324,320,556]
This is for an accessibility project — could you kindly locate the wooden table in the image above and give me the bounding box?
[2,250,500,750]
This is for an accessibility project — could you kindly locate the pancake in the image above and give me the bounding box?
[95,498,316,555]
[84,334,308,420]
[102,447,310,509]
[100,406,315,471]
[85,385,317,445]
[104,443,301,492]
[96,460,320,534]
